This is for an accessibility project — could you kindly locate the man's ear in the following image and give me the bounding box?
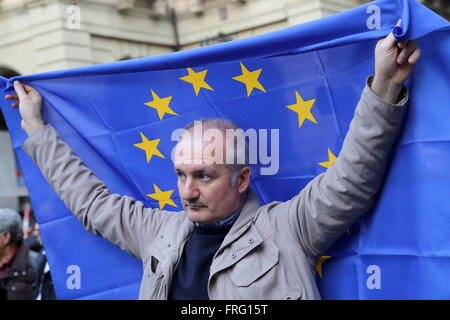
[238,166,251,194]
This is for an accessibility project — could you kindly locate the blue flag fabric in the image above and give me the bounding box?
[1,0,449,299]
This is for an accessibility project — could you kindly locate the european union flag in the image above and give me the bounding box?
[1,0,449,299]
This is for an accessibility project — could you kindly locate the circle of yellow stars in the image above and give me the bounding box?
[132,63,339,210]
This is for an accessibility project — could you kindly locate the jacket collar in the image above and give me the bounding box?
[3,242,30,279]
[9,242,29,272]
[214,188,261,252]
[231,188,261,231]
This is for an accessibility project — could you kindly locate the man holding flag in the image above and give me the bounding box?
[5,25,420,300]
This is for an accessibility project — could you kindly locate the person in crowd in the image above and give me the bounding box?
[27,223,57,300]
[0,208,36,300]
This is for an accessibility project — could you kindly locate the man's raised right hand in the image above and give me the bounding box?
[5,81,44,136]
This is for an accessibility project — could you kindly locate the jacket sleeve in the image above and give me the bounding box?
[22,125,174,260]
[285,77,408,260]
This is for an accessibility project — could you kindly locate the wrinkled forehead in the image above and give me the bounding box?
[174,161,228,176]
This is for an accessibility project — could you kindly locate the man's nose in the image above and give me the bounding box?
[180,177,200,200]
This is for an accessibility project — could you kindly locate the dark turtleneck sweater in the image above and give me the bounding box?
[168,210,240,300]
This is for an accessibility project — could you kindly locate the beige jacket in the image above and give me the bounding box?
[23,80,408,300]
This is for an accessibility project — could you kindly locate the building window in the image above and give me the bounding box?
[218,6,228,20]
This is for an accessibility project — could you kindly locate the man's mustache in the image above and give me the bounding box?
[184,199,208,208]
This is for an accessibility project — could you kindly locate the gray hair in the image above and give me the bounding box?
[182,117,250,186]
[0,208,23,245]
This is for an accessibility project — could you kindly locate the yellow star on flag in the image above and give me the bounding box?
[144,90,178,120]
[147,184,178,210]
[179,67,214,96]
[315,256,331,279]
[319,148,337,169]
[133,132,165,163]
[232,62,266,97]
[286,91,318,128]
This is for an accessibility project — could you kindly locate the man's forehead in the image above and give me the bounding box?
[174,162,225,173]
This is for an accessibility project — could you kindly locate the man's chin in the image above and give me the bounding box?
[185,207,215,224]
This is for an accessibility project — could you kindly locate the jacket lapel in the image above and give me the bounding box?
[215,188,262,253]
[209,188,272,277]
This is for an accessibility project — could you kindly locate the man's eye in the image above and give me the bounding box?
[177,172,185,178]
[199,174,211,181]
